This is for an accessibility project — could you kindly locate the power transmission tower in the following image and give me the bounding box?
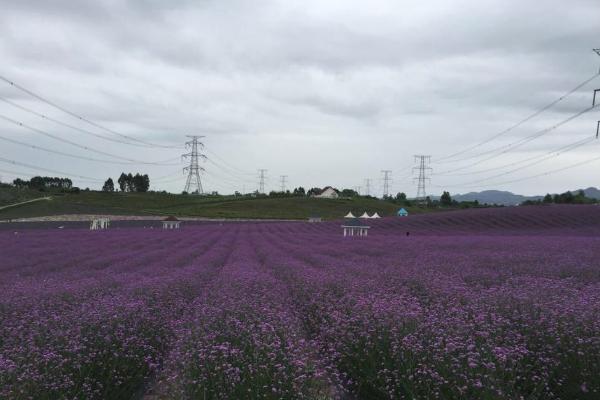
[413,155,432,205]
[258,169,267,193]
[364,179,372,196]
[279,175,288,192]
[381,170,392,198]
[182,136,206,194]
[354,186,362,195]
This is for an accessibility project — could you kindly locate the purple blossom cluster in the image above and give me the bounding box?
[1,205,600,399]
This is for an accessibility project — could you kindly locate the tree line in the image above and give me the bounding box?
[12,176,73,191]
[523,190,598,205]
[102,173,150,193]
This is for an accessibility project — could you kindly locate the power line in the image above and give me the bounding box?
[434,72,600,163]
[0,74,180,149]
[0,113,179,165]
[435,135,596,177]
[204,148,254,175]
[204,158,256,184]
[449,151,600,189]
[439,136,598,188]
[433,103,600,175]
[0,156,103,182]
[0,96,161,148]
[182,136,205,194]
[0,133,180,166]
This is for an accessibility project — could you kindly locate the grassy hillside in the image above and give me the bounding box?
[0,185,51,207]
[0,190,424,220]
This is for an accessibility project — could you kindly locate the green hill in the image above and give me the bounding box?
[0,190,422,220]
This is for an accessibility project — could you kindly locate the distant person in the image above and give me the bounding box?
[406,231,410,237]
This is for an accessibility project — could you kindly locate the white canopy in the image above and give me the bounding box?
[370,212,381,219]
[360,212,371,219]
[344,212,355,218]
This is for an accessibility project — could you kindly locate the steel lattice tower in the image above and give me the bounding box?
[413,155,432,205]
[364,179,372,196]
[182,135,206,194]
[258,169,267,193]
[381,170,392,198]
[280,175,288,192]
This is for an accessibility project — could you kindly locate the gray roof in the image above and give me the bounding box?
[341,218,370,227]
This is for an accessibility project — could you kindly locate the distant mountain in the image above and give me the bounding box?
[453,190,540,206]
[452,187,600,206]
[581,187,600,199]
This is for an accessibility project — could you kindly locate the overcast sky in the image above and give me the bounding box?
[0,0,599,196]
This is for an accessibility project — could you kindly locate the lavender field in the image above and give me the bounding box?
[2,206,600,399]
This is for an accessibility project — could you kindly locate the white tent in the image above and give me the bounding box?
[344,212,356,218]
[370,212,381,219]
[360,212,371,219]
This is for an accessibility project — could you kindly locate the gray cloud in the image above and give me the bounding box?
[0,0,599,196]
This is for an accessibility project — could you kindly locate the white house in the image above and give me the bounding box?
[308,216,322,223]
[312,186,339,199]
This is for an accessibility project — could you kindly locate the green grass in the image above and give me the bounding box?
[0,189,425,220]
[0,185,50,207]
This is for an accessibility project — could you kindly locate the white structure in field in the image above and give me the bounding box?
[162,216,181,229]
[308,216,322,223]
[344,211,356,218]
[312,186,339,199]
[90,218,110,230]
[359,212,371,218]
[341,218,370,237]
[370,212,381,219]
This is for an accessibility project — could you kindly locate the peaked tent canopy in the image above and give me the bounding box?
[360,212,371,219]
[344,212,356,218]
[371,212,381,219]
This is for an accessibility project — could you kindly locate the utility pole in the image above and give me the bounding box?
[280,175,288,192]
[594,48,600,74]
[413,155,432,205]
[182,136,206,194]
[381,170,392,198]
[364,179,372,196]
[258,169,267,194]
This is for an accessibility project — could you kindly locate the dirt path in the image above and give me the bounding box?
[0,196,51,211]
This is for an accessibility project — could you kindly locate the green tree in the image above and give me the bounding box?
[340,188,358,197]
[440,191,452,206]
[395,192,407,202]
[118,173,128,192]
[543,193,553,203]
[102,178,114,192]
[293,187,306,196]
